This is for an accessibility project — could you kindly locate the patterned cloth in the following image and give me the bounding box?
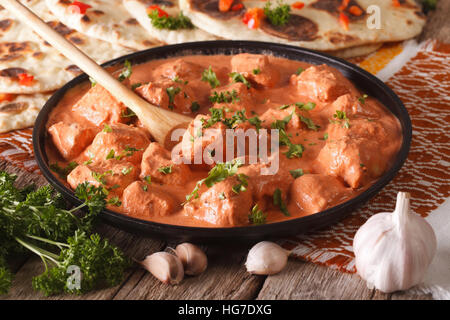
[0,42,448,273]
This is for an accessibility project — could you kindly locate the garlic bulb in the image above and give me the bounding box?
[353,192,437,293]
[139,252,184,285]
[245,241,290,275]
[175,243,208,276]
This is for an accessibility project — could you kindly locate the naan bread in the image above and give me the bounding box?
[180,0,426,51]
[123,0,216,44]
[0,92,50,132]
[45,0,159,49]
[0,0,133,94]
[325,42,383,58]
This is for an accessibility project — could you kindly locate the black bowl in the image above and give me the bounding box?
[33,40,411,242]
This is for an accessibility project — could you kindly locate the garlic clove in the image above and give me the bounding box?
[353,192,437,293]
[174,243,208,276]
[139,252,184,285]
[245,241,290,275]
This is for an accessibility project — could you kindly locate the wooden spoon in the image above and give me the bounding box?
[0,0,193,144]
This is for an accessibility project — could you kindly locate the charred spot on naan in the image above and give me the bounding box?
[0,102,28,114]
[137,0,176,7]
[311,0,366,22]
[0,67,28,79]
[65,65,82,75]
[261,15,318,42]
[327,31,359,44]
[92,9,105,16]
[0,19,13,32]
[0,42,34,62]
[189,0,245,20]
[46,21,75,37]
[125,18,139,26]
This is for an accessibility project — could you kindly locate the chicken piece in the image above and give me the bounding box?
[181,114,228,167]
[122,181,177,217]
[154,59,204,80]
[72,84,128,126]
[140,142,193,185]
[238,162,294,210]
[290,174,351,214]
[259,106,302,130]
[230,53,280,87]
[85,123,150,165]
[290,65,356,102]
[48,121,99,160]
[317,136,384,188]
[327,94,381,119]
[184,176,253,227]
[136,78,202,114]
[67,161,139,195]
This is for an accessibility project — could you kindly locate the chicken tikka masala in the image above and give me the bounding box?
[46,53,402,227]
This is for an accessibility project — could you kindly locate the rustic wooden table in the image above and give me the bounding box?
[1,1,449,300]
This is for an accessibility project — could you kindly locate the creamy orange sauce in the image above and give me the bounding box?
[46,54,402,227]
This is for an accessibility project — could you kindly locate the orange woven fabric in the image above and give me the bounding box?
[0,42,448,273]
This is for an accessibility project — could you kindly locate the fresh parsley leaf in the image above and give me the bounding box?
[284,143,305,159]
[49,162,78,179]
[289,168,304,178]
[118,59,132,82]
[229,72,251,88]
[103,124,112,133]
[232,174,249,194]
[131,83,142,90]
[253,68,261,75]
[248,204,267,225]
[166,86,181,109]
[332,110,350,128]
[157,165,172,175]
[296,67,304,75]
[190,101,200,112]
[300,115,319,131]
[121,167,133,175]
[209,89,240,104]
[121,108,136,118]
[201,66,220,88]
[295,102,316,111]
[358,94,368,104]
[264,0,291,26]
[148,10,194,30]
[273,188,290,216]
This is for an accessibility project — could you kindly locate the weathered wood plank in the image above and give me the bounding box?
[256,258,387,300]
[113,243,265,300]
[420,0,450,43]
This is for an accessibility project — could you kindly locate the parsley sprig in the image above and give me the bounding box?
[264,1,291,26]
[248,204,267,225]
[148,10,194,30]
[201,66,221,88]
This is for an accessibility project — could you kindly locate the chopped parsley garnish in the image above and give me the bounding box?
[232,174,249,194]
[121,108,136,118]
[89,77,96,87]
[190,101,200,112]
[271,112,305,158]
[121,167,133,175]
[218,192,226,200]
[295,102,316,111]
[131,83,142,90]
[103,124,112,133]
[300,115,319,131]
[166,86,181,109]
[229,72,251,88]
[273,188,290,216]
[91,170,113,185]
[144,175,152,184]
[157,165,172,174]
[331,110,350,128]
[172,76,188,85]
[358,94,368,104]
[201,66,221,88]
[142,184,148,192]
[289,168,304,179]
[209,89,240,104]
[118,59,132,82]
[49,161,78,179]
[107,196,122,207]
[264,0,291,26]
[148,10,194,30]
[253,68,261,75]
[185,159,243,202]
[320,132,329,141]
[279,104,290,110]
[249,204,267,225]
[296,67,304,75]
[248,116,262,131]
[106,149,116,160]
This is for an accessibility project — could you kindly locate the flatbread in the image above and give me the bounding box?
[0,0,133,94]
[179,0,426,51]
[123,0,216,44]
[325,42,383,58]
[45,0,159,49]
[0,92,50,132]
